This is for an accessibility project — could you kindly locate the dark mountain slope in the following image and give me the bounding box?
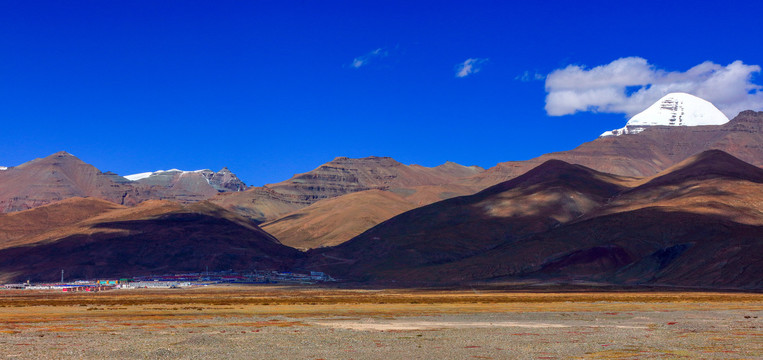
[419,209,762,289]
[0,197,123,249]
[0,201,302,282]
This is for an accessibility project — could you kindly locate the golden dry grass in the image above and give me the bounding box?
[0,286,760,359]
[0,286,760,319]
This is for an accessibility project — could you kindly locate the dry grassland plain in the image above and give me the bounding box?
[0,286,760,359]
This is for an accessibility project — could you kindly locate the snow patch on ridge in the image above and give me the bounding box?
[0,166,7,171]
[124,169,212,182]
[124,172,153,181]
[601,93,729,137]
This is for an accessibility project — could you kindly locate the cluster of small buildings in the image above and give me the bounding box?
[1,270,335,291]
[2,280,123,292]
[125,270,333,288]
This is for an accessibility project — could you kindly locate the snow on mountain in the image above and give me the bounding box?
[601,93,729,137]
[0,166,7,171]
[123,172,153,181]
[124,168,247,192]
[124,169,211,181]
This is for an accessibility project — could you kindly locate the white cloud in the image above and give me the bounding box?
[350,48,388,69]
[517,70,545,82]
[456,58,488,78]
[544,57,763,118]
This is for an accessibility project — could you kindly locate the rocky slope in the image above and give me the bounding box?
[208,167,248,192]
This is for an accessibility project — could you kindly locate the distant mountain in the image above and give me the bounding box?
[305,150,762,289]
[0,152,247,213]
[601,93,729,137]
[124,167,247,203]
[209,156,485,222]
[209,167,248,192]
[266,156,483,200]
[0,151,142,212]
[0,199,301,282]
[125,167,246,193]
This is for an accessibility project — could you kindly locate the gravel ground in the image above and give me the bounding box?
[0,309,760,359]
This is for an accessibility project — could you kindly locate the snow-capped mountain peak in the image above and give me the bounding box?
[601,93,729,137]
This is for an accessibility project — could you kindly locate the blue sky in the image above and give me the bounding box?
[1,1,761,185]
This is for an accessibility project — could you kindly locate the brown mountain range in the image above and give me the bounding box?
[305,150,763,288]
[0,150,760,289]
[0,110,761,288]
[0,198,301,283]
[2,111,759,245]
[209,156,485,222]
[0,152,247,213]
[240,110,763,249]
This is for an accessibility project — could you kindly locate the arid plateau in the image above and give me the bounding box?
[0,286,761,359]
